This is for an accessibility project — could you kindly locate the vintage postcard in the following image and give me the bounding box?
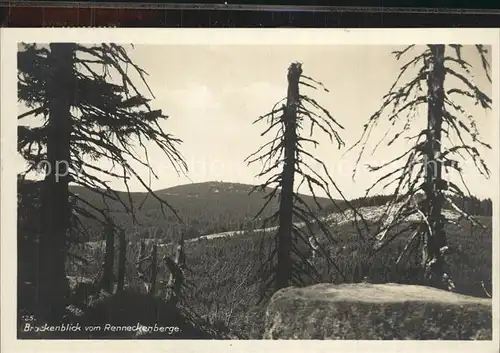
[1,28,499,352]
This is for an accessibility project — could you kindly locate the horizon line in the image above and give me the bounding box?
[18,177,493,201]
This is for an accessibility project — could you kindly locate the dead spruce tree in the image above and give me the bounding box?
[100,221,116,293]
[135,230,160,295]
[164,232,187,307]
[136,239,150,292]
[245,62,368,293]
[117,229,127,292]
[346,45,491,291]
[17,43,187,322]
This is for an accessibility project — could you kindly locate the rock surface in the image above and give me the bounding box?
[263,283,492,340]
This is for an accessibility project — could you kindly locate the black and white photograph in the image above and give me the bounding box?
[1,28,499,350]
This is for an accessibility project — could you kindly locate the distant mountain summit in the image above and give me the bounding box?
[159,181,269,197]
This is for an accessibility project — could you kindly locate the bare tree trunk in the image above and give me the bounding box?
[38,43,75,322]
[423,44,449,289]
[117,229,126,292]
[166,233,185,306]
[136,239,148,291]
[150,242,158,294]
[101,222,115,292]
[275,63,301,290]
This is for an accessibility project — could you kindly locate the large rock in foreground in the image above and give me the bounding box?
[263,283,491,340]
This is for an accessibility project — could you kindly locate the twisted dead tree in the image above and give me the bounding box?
[17,43,187,322]
[117,229,127,292]
[136,239,150,292]
[100,220,115,293]
[245,62,369,293]
[163,232,190,306]
[135,228,160,294]
[346,45,491,291]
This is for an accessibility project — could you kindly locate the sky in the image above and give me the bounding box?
[17,44,494,200]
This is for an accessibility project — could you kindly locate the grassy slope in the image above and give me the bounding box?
[73,213,492,339]
[21,179,491,337]
[185,217,492,338]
